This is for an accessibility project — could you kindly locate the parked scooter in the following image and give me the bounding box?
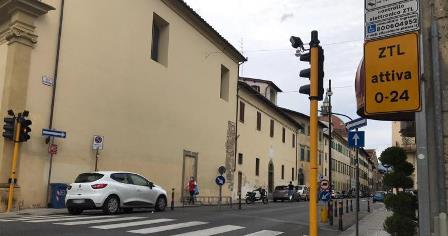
[245,187,268,204]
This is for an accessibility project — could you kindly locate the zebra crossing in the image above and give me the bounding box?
[0,214,284,235]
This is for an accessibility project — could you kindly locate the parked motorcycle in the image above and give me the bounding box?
[245,187,268,204]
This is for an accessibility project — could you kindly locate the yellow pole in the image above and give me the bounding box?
[7,119,21,212]
[309,43,319,236]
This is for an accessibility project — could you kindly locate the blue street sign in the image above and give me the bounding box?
[215,176,225,186]
[42,129,66,138]
[348,131,365,148]
[319,190,331,202]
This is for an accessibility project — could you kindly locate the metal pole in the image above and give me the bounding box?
[308,30,320,236]
[95,148,99,171]
[355,130,360,236]
[46,137,54,207]
[171,188,175,210]
[7,119,21,212]
[328,79,333,226]
[416,59,431,236]
[219,185,222,209]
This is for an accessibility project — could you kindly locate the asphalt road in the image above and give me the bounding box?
[0,200,374,236]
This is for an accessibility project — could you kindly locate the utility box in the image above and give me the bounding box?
[50,183,68,208]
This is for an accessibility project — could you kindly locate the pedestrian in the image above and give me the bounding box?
[288,181,294,200]
[187,176,197,205]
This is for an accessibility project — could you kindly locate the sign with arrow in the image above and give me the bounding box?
[348,131,365,148]
[42,129,66,139]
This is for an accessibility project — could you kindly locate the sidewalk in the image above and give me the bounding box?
[0,208,67,218]
[339,203,391,236]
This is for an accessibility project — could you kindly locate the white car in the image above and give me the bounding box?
[65,171,167,215]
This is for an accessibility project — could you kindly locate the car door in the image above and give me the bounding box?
[110,173,136,206]
[129,174,157,206]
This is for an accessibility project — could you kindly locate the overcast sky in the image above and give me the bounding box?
[184,0,392,156]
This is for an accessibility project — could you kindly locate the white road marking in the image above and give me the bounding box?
[55,216,145,225]
[244,230,284,236]
[91,218,175,229]
[171,225,245,236]
[0,215,72,222]
[128,221,207,234]
[26,215,116,223]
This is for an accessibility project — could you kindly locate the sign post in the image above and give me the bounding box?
[215,175,225,209]
[92,135,104,171]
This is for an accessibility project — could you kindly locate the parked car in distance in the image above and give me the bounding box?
[65,171,167,215]
[273,185,291,202]
[292,185,309,201]
[331,191,342,199]
[372,191,386,202]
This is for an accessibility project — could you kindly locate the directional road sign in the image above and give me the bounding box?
[346,118,367,130]
[42,129,66,138]
[348,131,365,148]
[215,176,225,186]
[364,32,420,115]
[319,190,331,202]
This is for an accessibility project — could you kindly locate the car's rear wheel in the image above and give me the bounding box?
[103,195,120,214]
[155,196,167,212]
[67,207,83,215]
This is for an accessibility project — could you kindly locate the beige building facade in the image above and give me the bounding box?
[0,0,246,211]
[392,121,417,189]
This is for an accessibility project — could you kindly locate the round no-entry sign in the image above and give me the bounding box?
[320,179,329,191]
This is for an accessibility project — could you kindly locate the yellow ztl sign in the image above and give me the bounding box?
[364,32,420,115]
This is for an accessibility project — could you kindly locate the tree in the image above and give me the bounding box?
[380,146,417,236]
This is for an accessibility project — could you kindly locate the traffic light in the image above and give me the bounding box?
[18,117,31,142]
[298,46,325,101]
[2,116,15,140]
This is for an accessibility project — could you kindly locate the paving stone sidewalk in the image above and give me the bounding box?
[339,203,391,236]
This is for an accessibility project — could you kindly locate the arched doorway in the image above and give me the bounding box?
[298,168,305,185]
[268,161,274,193]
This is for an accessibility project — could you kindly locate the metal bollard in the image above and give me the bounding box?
[346,199,349,213]
[368,199,370,212]
[171,188,175,210]
[334,200,338,217]
[350,199,353,212]
[328,201,333,226]
[340,200,344,216]
[238,192,242,210]
[338,201,343,231]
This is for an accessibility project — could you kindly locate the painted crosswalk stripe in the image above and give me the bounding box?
[244,230,284,236]
[128,221,207,234]
[27,215,116,223]
[0,219,13,222]
[171,225,245,236]
[14,215,78,221]
[55,216,145,225]
[0,215,66,222]
[91,218,175,229]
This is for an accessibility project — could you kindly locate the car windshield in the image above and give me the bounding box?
[296,186,303,190]
[75,173,104,183]
[374,192,385,197]
[275,186,288,190]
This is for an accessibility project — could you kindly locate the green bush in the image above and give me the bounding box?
[380,146,417,235]
[384,213,417,236]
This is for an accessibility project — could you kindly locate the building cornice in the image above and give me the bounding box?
[0,0,54,46]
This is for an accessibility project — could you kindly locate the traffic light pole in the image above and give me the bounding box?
[309,30,320,236]
[7,120,21,212]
